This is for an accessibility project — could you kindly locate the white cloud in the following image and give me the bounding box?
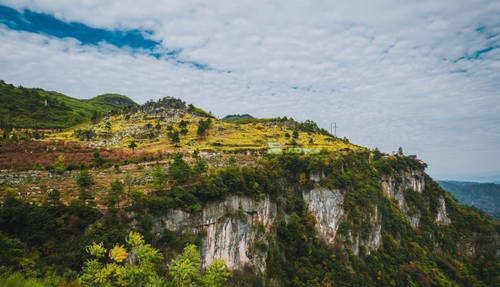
[0,0,499,178]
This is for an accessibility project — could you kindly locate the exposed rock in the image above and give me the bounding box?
[145,169,452,273]
[302,187,344,244]
[347,207,382,256]
[436,196,451,225]
[201,196,276,272]
[381,169,425,228]
[150,195,276,272]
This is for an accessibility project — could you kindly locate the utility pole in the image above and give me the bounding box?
[330,122,337,137]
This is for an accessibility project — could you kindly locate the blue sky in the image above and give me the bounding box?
[0,0,499,180]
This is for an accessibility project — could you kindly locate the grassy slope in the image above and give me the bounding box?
[0,81,137,129]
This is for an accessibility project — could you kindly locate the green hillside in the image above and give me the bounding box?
[0,80,137,129]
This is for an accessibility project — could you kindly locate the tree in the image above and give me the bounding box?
[76,170,95,205]
[151,165,168,191]
[128,141,137,152]
[168,244,202,287]
[92,151,105,167]
[79,231,164,287]
[106,180,124,209]
[168,244,230,287]
[169,153,192,184]
[168,129,181,146]
[179,120,189,135]
[203,259,230,287]
[124,172,134,195]
[292,130,299,140]
[197,118,212,138]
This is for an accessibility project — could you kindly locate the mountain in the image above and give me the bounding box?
[0,92,498,286]
[438,180,500,218]
[0,80,137,129]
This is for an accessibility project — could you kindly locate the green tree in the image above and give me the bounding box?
[168,129,181,146]
[196,119,212,138]
[128,141,137,152]
[76,170,95,205]
[124,172,134,195]
[106,180,124,209]
[92,151,105,167]
[178,120,189,135]
[151,165,168,191]
[155,121,162,132]
[292,130,299,140]
[79,231,164,287]
[203,259,230,287]
[169,154,192,184]
[168,244,230,287]
[168,244,202,287]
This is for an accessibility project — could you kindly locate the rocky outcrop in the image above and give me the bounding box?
[201,196,276,272]
[381,169,425,228]
[435,196,451,225]
[150,195,276,272]
[348,207,382,256]
[302,187,344,244]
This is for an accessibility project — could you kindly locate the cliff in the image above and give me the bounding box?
[141,164,463,274]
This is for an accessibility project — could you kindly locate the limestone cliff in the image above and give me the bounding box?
[150,195,276,272]
[146,167,453,272]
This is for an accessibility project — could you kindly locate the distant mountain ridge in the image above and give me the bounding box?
[0,80,138,129]
[438,180,500,218]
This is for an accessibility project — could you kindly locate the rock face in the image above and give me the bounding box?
[348,207,382,256]
[436,196,451,225]
[201,196,276,272]
[151,195,276,272]
[381,169,425,228]
[147,168,451,273]
[302,187,344,244]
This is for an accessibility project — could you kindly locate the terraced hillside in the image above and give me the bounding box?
[48,97,356,154]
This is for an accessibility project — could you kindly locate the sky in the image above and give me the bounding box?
[0,1,499,180]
